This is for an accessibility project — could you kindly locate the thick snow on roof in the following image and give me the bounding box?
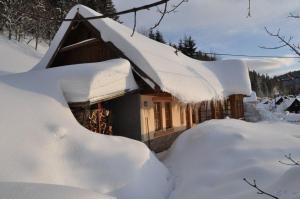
[54,59,138,103]
[33,5,251,102]
[243,91,257,103]
[0,68,171,199]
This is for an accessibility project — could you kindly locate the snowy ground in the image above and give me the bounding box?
[255,98,300,124]
[0,35,47,75]
[162,119,300,199]
[1,35,300,199]
[0,182,114,199]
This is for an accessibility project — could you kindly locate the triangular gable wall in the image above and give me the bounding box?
[48,14,122,68]
[46,14,158,90]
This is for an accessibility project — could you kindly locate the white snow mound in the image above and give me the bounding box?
[0,60,171,199]
[0,35,45,75]
[0,182,114,199]
[163,119,300,199]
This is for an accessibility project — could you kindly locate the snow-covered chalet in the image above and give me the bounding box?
[32,5,252,152]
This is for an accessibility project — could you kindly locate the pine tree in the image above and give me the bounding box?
[148,29,155,40]
[79,0,119,21]
[147,29,165,44]
[154,30,165,44]
[178,35,197,57]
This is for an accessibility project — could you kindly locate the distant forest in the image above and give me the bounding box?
[0,0,119,49]
[249,70,300,97]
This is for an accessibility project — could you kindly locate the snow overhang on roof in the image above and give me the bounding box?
[33,5,252,103]
[55,59,137,103]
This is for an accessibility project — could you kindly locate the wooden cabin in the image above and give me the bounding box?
[35,6,249,152]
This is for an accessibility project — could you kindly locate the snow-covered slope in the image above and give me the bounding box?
[0,182,114,199]
[0,61,171,199]
[33,5,251,102]
[0,35,45,75]
[163,119,300,199]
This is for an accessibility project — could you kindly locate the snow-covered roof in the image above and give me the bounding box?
[33,5,251,103]
[243,91,257,103]
[56,59,138,103]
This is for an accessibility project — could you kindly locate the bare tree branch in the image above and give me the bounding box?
[12,0,171,22]
[8,0,187,37]
[151,1,168,30]
[151,0,188,30]
[131,11,137,37]
[243,178,279,199]
[163,0,188,14]
[259,27,300,56]
[247,0,251,18]
[279,153,300,166]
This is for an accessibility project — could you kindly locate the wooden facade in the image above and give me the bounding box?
[44,13,247,152]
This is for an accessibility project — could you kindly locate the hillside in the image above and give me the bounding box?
[249,70,300,97]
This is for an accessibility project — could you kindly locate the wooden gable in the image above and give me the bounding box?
[46,14,159,91]
[48,14,122,68]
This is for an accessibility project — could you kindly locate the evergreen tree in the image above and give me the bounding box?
[79,0,119,21]
[147,29,165,44]
[178,35,197,57]
[148,29,156,40]
[154,30,165,44]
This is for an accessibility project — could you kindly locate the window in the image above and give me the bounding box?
[154,102,163,131]
[180,106,184,125]
[165,102,173,129]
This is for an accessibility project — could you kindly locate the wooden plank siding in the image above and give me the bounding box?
[229,94,245,119]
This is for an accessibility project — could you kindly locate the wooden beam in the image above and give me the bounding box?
[59,38,99,53]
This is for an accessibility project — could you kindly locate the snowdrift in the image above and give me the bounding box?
[163,119,300,199]
[0,35,45,75]
[0,60,171,199]
[0,182,114,199]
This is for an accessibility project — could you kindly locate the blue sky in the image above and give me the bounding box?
[113,0,300,76]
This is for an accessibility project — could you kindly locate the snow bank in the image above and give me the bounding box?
[0,182,114,199]
[285,113,300,123]
[162,119,300,199]
[0,62,171,199]
[0,35,45,75]
[33,5,251,103]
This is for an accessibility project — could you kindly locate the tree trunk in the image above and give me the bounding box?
[8,29,12,40]
[35,36,38,50]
